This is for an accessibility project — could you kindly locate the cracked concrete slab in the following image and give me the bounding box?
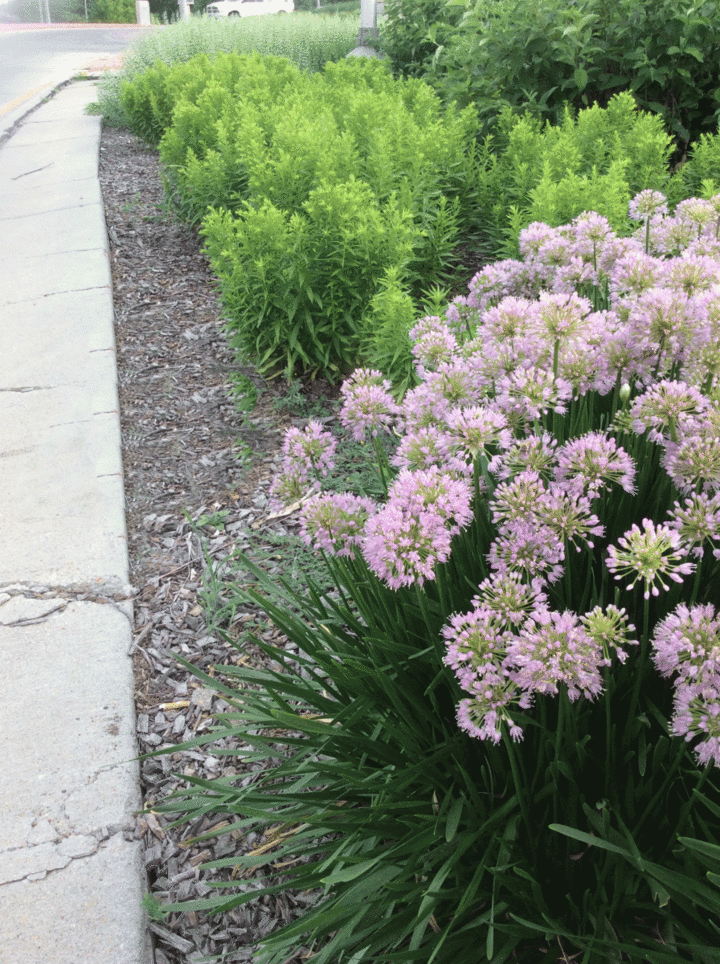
[0,288,115,388]
[0,602,139,853]
[0,832,147,964]
[0,79,148,962]
[0,134,101,186]
[0,595,67,625]
[0,248,111,304]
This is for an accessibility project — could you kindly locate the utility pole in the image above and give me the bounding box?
[44,0,52,22]
[37,0,45,21]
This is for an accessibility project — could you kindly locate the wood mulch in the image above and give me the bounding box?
[99,120,324,964]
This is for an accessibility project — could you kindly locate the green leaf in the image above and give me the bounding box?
[549,824,630,858]
[445,797,463,843]
[573,67,589,91]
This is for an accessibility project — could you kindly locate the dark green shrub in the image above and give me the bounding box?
[89,0,134,21]
[379,0,465,78]
[425,0,720,146]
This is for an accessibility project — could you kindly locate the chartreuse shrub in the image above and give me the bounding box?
[202,181,415,379]
[157,57,478,228]
[141,57,479,378]
[145,194,720,962]
[422,0,720,144]
[474,91,720,258]
[94,12,359,126]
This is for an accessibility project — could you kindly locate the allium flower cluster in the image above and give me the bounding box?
[630,381,709,443]
[363,469,473,590]
[269,419,337,509]
[506,610,606,702]
[339,369,400,441]
[666,492,720,558]
[554,432,636,496]
[299,493,376,559]
[652,604,720,766]
[273,190,720,751]
[282,419,337,478]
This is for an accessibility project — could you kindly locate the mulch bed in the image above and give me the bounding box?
[100,120,323,964]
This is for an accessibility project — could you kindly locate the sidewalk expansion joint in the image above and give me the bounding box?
[1,284,109,307]
[0,580,135,626]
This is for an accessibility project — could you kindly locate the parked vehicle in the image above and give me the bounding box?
[205,0,294,15]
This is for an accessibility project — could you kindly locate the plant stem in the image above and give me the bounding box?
[502,728,537,873]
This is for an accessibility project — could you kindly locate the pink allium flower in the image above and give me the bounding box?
[534,291,592,341]
[391,425,455,473]
[630,380,709,442]
[519,221,562,261]
[488,432,558,482]
[674,197,716,236]
[628,288,698,368]
[554,432,636,495]
[580,604,638,664]
[410,319,459,375]
[495,367,573,422]
[339,369,400,442]
[492,470,547,527]
[662,428,720,495]
[664,254,720,296]
[444,404,513,463]
[442,606,511,691]
[299,492,376,559]
[363,502,454,590]
[455,695,524,744]
[269,467,318,511]
[506,610,605,702]
[628,190,668,224]
[282,419,337,478]
[672,682,720,767]
[482,296,538,342]
[388,467,473,535]
[466,258,539,312]
[666,492,720,558]
[472,571,548,630]
[488,520,565,586]
[606,519,695,599]
[652,603,720,681]
[401,360,487,432]
[550,257,598,293]
[534,483,605,551]
[650,216,697,257]
[609,250,665,299]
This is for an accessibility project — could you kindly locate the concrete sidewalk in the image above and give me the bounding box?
[0,80,149,963]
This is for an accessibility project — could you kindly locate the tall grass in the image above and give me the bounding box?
[96,12,360,124]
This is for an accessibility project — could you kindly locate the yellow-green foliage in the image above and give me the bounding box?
[477,92,678,255]
[95,12,359,126]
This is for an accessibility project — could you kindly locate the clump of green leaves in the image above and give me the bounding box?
[202,182,415,380]
[423,0,720,146]
[472,91,720,257]
[125,55,480,380]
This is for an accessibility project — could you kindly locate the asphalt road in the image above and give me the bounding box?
[0,25,154,115]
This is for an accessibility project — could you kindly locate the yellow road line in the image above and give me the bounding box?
[0,80,54,118]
